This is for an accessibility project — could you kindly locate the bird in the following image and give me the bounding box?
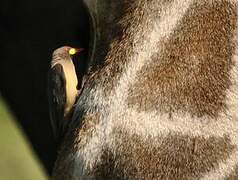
[48,46,83,141]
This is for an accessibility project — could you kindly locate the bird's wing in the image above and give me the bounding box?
[48,64,66,140]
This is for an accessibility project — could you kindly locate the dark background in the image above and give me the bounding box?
[0,0,90,175]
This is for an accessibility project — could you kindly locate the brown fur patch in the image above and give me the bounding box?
[95,130,235,180]
[127,0,237,117]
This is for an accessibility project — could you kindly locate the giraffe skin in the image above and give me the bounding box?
[52,0,238,179]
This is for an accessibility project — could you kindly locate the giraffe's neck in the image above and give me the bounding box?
[53,0,238,179]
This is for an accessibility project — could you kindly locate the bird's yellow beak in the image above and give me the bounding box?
[69,48,84,55]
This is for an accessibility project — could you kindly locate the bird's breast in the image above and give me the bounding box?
[61,62,78,117]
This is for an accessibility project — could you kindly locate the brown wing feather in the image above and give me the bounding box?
[48,64,66,141]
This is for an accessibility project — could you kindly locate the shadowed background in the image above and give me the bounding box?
[0,0,90,178]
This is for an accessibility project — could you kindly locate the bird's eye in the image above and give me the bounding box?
[69,48,77,55]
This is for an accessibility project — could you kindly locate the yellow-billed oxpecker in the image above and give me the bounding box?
[48,46,83,140]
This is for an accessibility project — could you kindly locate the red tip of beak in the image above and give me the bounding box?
[76,48,84,53]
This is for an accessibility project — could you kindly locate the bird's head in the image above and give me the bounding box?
[52,46,84,59]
